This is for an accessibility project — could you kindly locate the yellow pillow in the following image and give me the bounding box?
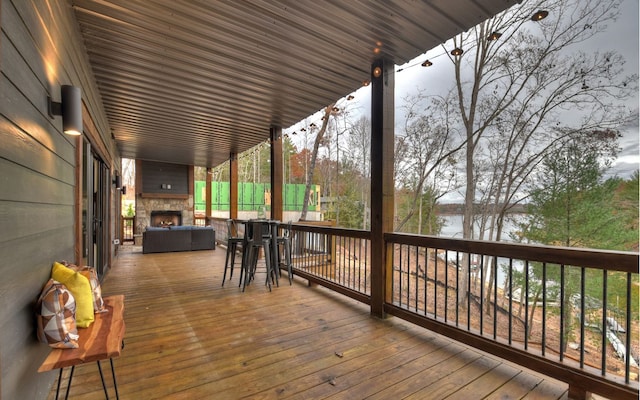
[51,262,95,328]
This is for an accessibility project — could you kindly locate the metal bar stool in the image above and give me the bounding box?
[276,221,293,284]
[222,219,244,286]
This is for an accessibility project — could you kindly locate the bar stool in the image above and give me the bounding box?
[276,221,293,284]
[222,219,244,286]
[242,221,276,291]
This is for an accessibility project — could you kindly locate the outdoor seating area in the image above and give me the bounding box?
[46,247,573,399]
[142,225,215,254]
[3,1,637,399]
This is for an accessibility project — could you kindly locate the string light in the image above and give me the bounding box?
[395,10,550,74]
[531,10,549,21]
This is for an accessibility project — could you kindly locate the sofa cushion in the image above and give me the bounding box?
[146,226,170,231]
[169,225,191,230]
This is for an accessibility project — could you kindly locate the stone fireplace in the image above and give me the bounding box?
[136,196,194,236]
[150,210,182,227]
[134,160,195,241]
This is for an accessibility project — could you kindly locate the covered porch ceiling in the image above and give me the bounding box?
[71,0,518,168]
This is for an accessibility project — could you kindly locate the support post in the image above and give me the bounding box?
[230,153,238,220]
[205,167,212,223]
[270,126,283,222]
[369,58,395,318]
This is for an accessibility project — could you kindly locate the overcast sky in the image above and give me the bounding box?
[287,0,639,180]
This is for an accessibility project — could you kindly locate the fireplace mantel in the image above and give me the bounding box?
[139,193,189,199]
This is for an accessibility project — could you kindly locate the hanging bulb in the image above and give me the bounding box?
[531,10,549,21]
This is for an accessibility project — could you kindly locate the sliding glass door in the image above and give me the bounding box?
[82,139,110,278]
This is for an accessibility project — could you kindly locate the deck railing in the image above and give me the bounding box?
[205,217,638,398]
[121,216,135,243]
[285,223,639,400]
[194,215,207,226]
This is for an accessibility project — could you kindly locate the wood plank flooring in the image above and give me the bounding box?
[47,245,572,399]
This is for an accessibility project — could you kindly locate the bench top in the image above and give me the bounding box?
[38,295,125,372]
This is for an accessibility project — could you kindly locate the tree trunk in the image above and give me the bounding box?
[300,105,333,221]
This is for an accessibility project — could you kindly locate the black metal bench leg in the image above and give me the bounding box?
[95,358,120,399]
[110,358,120,400]
[55,368,63,400]
[62,365,75,400]
[97,360,109,399]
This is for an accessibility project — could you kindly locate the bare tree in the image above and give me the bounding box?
[121,158,135,188]
[394,94,461,232]
[444,0,637,306]
[344,116,372,229]
[300,104,334,220]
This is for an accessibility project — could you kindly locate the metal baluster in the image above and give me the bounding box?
[580,267,586,368]
[560,264,565,362]
[493,255,498,340]
[524,260,529,350]
[445,249,449,322]
[601,270,607,375]
[542,262,547,356]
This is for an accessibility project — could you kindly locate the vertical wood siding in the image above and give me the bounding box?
[0,0,117,398]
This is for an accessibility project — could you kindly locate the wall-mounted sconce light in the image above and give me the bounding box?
[372,66,382,78]
[48,85,82,135]
[121,186,127,195]
[113,173,122,189]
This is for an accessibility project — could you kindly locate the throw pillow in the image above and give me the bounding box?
[51,262,94,328]
[63,262,106,314]
[36,279,79,349]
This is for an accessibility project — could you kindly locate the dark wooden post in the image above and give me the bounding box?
[370,58,395,318]
[270,126,283,222]
[230,153,238,219]
[188,165,194,223]
[205,167,212,222]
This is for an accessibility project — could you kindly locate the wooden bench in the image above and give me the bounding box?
[39,295,125,399]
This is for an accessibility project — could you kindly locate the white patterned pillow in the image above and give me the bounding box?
[36,279,79,349]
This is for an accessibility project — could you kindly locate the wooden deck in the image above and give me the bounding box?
[47,245,574,399]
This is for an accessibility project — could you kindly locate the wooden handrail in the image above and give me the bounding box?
[283,225,639,400]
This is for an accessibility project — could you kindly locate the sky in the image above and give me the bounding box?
[285,0,639,180]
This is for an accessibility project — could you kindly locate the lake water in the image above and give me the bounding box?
[438,214,529,287]
[438,214,526,241]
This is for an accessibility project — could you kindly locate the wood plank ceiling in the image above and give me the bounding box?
[71,0,518,168]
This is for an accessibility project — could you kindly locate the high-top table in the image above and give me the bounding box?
[239,219,280,290]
